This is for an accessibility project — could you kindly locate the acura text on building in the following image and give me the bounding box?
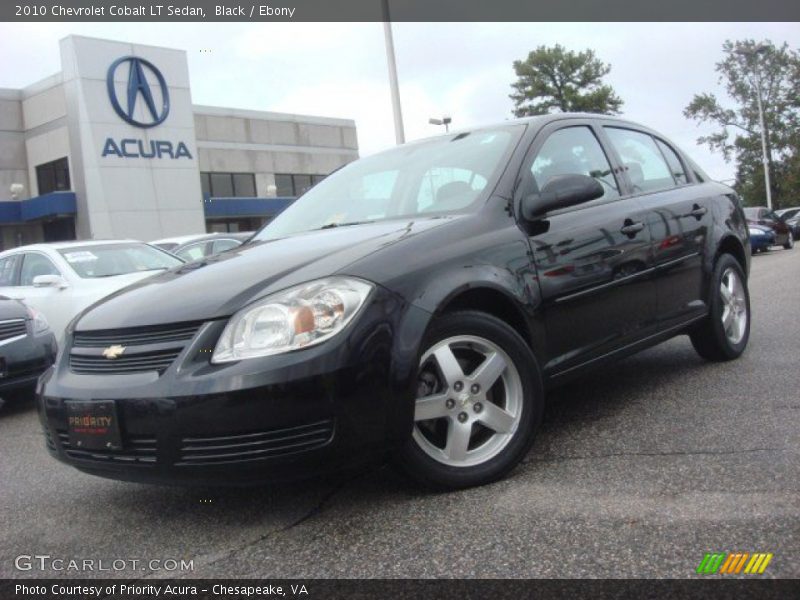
[103,55,191,159]
[102,139,192,159]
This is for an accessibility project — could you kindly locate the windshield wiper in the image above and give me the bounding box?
[316,221,370,230]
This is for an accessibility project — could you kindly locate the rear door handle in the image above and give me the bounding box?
[620,220,645,236]
[690,204,708,219]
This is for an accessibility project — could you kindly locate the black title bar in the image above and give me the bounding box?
[3,578,800,600]
[3,0,799,22]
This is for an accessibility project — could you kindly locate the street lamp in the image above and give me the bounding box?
[738,44,772,210]
[382,0,405,145]
[429,116,452,132]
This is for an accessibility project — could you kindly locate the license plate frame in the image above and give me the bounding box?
[65,400,123,451]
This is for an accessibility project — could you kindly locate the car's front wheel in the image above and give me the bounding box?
[394,311,543,489]
[689,253,750,361]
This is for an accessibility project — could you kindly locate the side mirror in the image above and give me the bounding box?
[33,274,68,289]
[522,174,605,221]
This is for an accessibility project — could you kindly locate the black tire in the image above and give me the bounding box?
[784,235,794,250]
[689,253,750,361]
[393,310,543,490]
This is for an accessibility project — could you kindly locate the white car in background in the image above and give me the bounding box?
[0,240,183,342]
[150,233,209,253]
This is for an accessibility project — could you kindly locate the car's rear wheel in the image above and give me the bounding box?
[689,253,750,361]
[394,311,543,489]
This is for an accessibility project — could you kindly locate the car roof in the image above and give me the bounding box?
[151,233,214,245]
[431,112,665,139]
[0,239,144,255]
[174,232,252,245]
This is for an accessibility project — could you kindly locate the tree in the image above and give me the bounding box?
[684,39,800,208]
[510,44,623,117]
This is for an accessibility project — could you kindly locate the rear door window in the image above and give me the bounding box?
[604,127,676,193]
[655,139,689,186]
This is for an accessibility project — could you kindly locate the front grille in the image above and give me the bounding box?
[176,419,335,465]
[69,321,202,375]
[70,349,182,374]
[72,323,200,347]
[56,429,157,465]
[0,319,27,342]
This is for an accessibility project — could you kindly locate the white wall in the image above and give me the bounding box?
[0,90,28,200]
[60,35,206,240]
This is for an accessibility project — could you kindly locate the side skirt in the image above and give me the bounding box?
[544,314,707,390]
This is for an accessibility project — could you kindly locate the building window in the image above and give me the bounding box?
[200,172,257,198]
[275,173,326,197]
[36,157,70,195]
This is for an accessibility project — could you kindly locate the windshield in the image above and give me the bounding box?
[743,207,761,219]
[59,243,183,278]
[255,125,525,240]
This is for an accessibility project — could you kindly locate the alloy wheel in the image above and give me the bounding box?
[719,268,747,345]
[412,335,523,467]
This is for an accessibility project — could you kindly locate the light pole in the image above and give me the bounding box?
[739,45,772,210]
[382,0,405,144]
[429,116,452,132]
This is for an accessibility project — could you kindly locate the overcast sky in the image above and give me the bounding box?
[1,22,797,181]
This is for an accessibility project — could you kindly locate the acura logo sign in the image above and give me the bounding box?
[106,56,170,128]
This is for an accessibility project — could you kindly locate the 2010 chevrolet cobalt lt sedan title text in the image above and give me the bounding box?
[38,114,751,489]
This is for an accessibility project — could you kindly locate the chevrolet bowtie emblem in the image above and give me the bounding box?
[102,345,126,359]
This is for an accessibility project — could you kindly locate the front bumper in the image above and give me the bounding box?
[0,327,57,393]
[749,234,774,251]
[38,289,428,485]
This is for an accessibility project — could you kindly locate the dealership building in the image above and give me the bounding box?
[0,35,359,249]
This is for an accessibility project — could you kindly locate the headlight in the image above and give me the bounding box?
[27,306,50,335]
[748,228,765,236]
[212,277,374,363]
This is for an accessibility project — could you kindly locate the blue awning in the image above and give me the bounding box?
[0,191,77,223]
[203,196,294,218]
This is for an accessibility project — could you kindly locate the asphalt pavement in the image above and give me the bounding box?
[1,247,798,579]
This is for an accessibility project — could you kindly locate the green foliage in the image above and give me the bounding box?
[510,44,623,117]
[684,39,800,208]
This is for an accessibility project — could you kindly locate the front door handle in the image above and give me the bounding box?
[690,204,708,219]
[620,220,645,236]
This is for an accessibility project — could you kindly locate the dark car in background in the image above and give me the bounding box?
[777,207,800,241]
[171,232,253,262]
[0,297,56,409]
[744,206,794,250]
[748,224,776,253]
[39,114,751,490]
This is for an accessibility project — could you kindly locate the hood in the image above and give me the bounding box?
[75,216,460,330]
[0,296,30,321]
[100,270,163,286]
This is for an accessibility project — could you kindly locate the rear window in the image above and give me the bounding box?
[743,208,761,219]
[58,243,182,278]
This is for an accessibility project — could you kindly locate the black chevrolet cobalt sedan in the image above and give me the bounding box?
[39,114,751,489]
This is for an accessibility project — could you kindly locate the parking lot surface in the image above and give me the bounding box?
[1,248,798,579]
